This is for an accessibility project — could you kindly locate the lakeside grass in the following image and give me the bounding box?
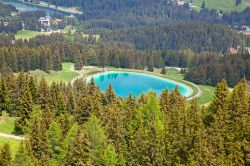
[15,30,46,40]
[103,67,215,105]
[30,63,79,85]
[192,0,250,12]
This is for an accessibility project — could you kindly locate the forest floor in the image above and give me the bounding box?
[191,0,250,12]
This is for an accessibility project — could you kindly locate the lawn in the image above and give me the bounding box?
[82,33,101,42]
[30,63,79,85]
[191,0,250,12]
[0,112,16,134]
[15,30,49,40]
[0,137,21,156]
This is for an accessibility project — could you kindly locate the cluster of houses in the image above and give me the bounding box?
[39,15,63,32]
[173,0,192,7]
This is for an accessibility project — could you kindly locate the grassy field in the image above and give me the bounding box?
[0,113,16,134]
[30,63,79,85]
[191,0,250,12]
[0,113,20,156]
[0,137,21,156]
[82,34,101,42]
[15,30,49,40]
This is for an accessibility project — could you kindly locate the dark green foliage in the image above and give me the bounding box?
[0,73,249,165]
[161,67,166,75]
[64,129,91,166]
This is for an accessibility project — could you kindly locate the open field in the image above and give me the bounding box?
[30,63,79,85]
[15,30,50,40]
[0,113,20,156]
[191,0,250,12]
[0,112,16,134]
[82,34,101,42]
[0,137,21,156]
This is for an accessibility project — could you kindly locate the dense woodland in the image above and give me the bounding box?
[102,23,243,52]
[0,71,249,165]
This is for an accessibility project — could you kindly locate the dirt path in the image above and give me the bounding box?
[0,133,25,140]
[70,65,85,84]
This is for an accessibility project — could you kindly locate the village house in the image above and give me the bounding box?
[228,47,238,54]
[39,15,52,27]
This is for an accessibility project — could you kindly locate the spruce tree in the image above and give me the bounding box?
[64,129,91,166]
[84,115,108,165]
[0,143,12,166]
[46,121,64,165]
[0,79,12,115]
[103,144,118,166]
[15,80,34,134]
[161,67,166,75]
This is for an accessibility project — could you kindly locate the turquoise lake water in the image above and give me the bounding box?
[88,71,193,97]
[2,1,70,15]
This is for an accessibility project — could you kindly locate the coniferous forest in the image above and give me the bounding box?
[0,0,250,165]
[0,71,249,165]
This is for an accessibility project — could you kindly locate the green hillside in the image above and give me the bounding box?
[191,0,250,12]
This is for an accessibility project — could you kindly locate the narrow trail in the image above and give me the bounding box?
[70,65,85,84]
[0,133,25,140]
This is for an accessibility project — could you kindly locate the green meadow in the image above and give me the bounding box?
[30,63,79,85]
[15,30,47,40]
[191,0,250,12]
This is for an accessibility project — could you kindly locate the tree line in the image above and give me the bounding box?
[101,22,243,52]
[0,71,249,165]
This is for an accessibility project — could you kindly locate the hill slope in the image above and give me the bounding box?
[192,0,250,12]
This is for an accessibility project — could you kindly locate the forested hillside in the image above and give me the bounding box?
[0,71,249,165]
[102,23,243,52]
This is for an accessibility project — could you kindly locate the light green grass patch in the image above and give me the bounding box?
[15,30,49,40]
[30,63,79,85]
[192,0,250,12]
[0,112,16,134]
[0,137,21,156]
[82,33,101,42]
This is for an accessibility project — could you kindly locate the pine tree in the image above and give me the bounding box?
[64,129,91,166]
[161,67,166,75]
[160,89,170,115]
[15,80,34,134]
[38,78,51,109]
[53,48,62,71]
[46,121,64,165]
[103,144,118,166]
[14,142,33,166]
[235,0,242,6]
[209,80,229,113]
[106,84,118,105]
[0,78,12,115]
[0,143,12,166]
[28,76,38,103]
[84,115,108,165]
[201,1,205,9]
